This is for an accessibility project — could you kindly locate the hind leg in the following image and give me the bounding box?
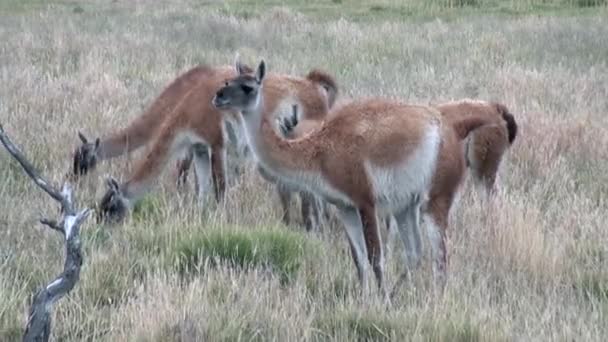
[358,204,390,305]
[175,147,194,192]
[391,197,423,296]
[383,215,398,260]
[424,197,450,293]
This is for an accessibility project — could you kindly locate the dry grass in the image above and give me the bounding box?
[1,1,607,341]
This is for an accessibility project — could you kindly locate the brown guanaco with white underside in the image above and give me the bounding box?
[212,59,502,303]
[279,98,518,246]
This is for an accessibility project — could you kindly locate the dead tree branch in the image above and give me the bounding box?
[0,124,91,342]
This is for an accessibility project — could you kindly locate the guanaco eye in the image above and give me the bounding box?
[241,85,254,94]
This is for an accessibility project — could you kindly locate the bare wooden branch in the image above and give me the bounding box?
[0,124,91,342]
[0,125,67,206]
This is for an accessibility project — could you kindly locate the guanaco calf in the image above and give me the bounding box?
[212,59,501,302]
[91,63,337,224]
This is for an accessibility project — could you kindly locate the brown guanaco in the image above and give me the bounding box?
[211,59,503,303]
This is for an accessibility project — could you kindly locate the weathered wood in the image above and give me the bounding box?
[0,124,91,342]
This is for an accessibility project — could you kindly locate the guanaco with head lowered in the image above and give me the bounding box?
[211,59,502,303]
[72,65,237,179]
[89,62,338,224]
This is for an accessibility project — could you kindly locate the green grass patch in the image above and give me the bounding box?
[170,227,318,284]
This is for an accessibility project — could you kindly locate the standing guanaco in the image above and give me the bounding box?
[211,59,501,302]
[91,63,337,224]
[278,98,518,241]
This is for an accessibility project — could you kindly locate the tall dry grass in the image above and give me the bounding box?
[0,1,607,341]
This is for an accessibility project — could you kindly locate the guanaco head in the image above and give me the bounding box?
[212,59,266,113]
[97,177,129,224]
[73,131,100,177]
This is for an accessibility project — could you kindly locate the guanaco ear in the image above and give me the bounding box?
[234,53,246,76]
[291,104,299,122]
[106,177,120,192]
[78,131,88,144]
[255,60,266,84]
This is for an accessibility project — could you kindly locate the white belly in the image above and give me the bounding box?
[366,123,441,213]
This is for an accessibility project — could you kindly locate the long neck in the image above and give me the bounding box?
[240,94,317,175]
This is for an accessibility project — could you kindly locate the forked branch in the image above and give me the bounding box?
[0,124,91,342]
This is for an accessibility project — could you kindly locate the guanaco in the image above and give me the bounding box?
[436,99,517,194]
[72,65,242,179]
[177,70,339,232]
[278,98,518,238]
[89,63,337,224]
[211,59,501,302]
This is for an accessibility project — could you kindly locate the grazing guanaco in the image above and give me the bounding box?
[72,65,244,179]
[93,63,338,224]
[211,59,501,302]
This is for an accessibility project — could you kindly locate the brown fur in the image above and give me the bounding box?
[435,99,518,193]
[95,63,338,223]
[99,66,246,162]
[217,73,445,298]
[276,96,518,289]
[121,66,238,198]
[305,69,339,111]
[288,98,518,196]
[215,57,517,297]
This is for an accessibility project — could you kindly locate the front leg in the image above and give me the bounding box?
[299,191,316,232]
[277,184,292,226]
[335,205,369,296]
[210,146,226,202]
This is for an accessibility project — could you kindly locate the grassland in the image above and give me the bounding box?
[1,0,607,340]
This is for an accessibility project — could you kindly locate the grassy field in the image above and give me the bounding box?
[1,0,607,340]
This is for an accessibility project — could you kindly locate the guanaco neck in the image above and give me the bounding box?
[240,92,319,176]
